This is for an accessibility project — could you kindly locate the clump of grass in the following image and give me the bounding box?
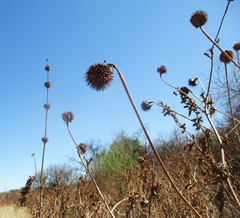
[0,204,32,218]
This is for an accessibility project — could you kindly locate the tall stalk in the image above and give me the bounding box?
[39,59,51,217]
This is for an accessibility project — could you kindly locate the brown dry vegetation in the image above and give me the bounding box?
[0,142,240,217]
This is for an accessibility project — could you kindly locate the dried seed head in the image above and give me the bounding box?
[233,43,240,51]
[44,103,51,110]
[42,137,49,143]
[85,63,114,91]
[190,11,208,28]
[45,65,51,71]
[78,143,88,154]
[44,82,52,88]
[62,111,74,123]
[137,156,145,164]
[179,87,189,96]
[157,66,167,75]
[188,78,198,87]
[219,50,234,63]
[141,100,152,111]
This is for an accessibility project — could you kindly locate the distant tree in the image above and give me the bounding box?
[32,163,79,189]
[92,131,143,187]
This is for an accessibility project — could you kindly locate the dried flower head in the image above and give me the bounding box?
[85,63,114,91]
[44,82,52,88]
[137,156,145,164]
[233,43,240,51]
[188,78,198,87]
[78,143,88,154]
[62,111,74,123]
[179,87,189,96]
[45,65,51,71]
[157,66,167,75]
[190,11,208,28]
[44,103,51,110]
[42,137,49,143]
[219,50,234,63]
[141,100,152,111]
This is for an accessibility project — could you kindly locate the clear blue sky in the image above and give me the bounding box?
[0,0,239,192]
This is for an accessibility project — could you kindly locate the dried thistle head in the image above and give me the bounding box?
[179,87,189,96]
[78,143,88,154]
[44,103,51,110]
[62,111,74,123]
[233,43,240,52]
[157,66,167,75]
[85,63,114,91]
[188,78,198,87]
[141,100,152,111]
[44,82,52,88]
[190,11,208,28]
[42,137,49,143]
[219,50,234,63]
[45,65,51,71]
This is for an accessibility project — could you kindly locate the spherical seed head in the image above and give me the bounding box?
[233,43,240,51]
[141,100,152,111]
[85,63,114,91]
[179,87,189,95]
[62,111,74,123]
[44,103,51,110]
[188,78,197,87]
[219,50,234,63]
[44,82,52,88]
[78,143,88,154]
[42,137,49,143]
[190,11,208,28]
[157,66,167,75]
[45,65,51,71]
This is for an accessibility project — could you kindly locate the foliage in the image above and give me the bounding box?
[92,132,144,187]
[32,163,79,190]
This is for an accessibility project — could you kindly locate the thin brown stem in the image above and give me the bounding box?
[224,63,240,142]
[106,63,202,218]
[66,123,115,218]
[198,23,240,70]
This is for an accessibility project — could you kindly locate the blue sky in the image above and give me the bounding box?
[0,0,239,192]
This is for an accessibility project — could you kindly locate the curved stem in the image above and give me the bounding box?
[224,63,240,141]
[160,76,204,109]
[66,123,115,218]
[106,63,202,218]
[150,101,211,133]
[198,24,240,70]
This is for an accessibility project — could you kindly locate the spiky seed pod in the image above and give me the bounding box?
[85,63,114,91]
[190,11,208,28]
[219,50,234,63]
[62,111,74,123]
[42,137,49,143]
[179,87,189,96]
[44,82,52,88]
[78,143,88,154]
[141,100,152,111]
[137,156,145,164]
[44,103,51,110]
[233,43,240,51]
[157,66,167,75]
[45,65,51,71]
[188,78,198,87]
